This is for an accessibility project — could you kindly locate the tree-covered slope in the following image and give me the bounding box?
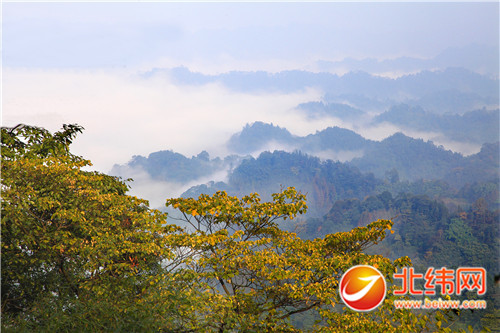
[111,150,243,183]
[184,150,381,217]
[374,104,499,144]
[227,121,373,156]
[349,133,465,181]
[154,67,498,102]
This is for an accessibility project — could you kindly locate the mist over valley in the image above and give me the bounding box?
[110,56,499,214]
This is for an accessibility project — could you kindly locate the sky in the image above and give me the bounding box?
[3,2,499,70]
[2,2,499,176]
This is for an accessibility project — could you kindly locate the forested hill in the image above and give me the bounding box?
[114,64,499,232]
[183,151,380,217]
[227,121,373,156]
[149,67,498,99]
[111,150,245,184]
[111,120,499,217]
[351,134,499,186]
[226,122,499,186]
[181,147,498,217]
[373,104,499,144]
[303,191,499,289]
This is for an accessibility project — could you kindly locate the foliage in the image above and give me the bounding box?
[111,149,243,184]
[166,188,451,332]
[226,121,371,155]
[185,150,381,217]
[227,121,296,154]
[350,132,465,182]
[1,124,187,331]
[303,191,499,331]
[374,104,499,144]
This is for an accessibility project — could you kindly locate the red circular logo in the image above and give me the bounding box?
[339,265,386,311]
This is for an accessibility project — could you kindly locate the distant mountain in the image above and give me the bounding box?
[183,150,381,217]
[150,67,338,93]
[301,127,371,153]
[227,121,373,156]
[227,122,297,154]
[146,67,498,106]
[322,93,390,113]
[349,133,499,187]
[183,138,499,216]
[112,122,498,209]
[146,66,498,119]
[226,122,500,187]
[395,67,498,100]
[431,44,499,77]
[349,133,465,181]
[316,44,499,78]
[407,89,498,114]
[296,101,366,121]
[444,142,500,188]
[111,150,244,184]
[373,104,500,144]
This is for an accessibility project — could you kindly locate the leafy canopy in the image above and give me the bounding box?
[166,188,454,332]
[1,124,185,331]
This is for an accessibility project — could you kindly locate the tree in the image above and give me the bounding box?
[166,188,452,332]
[1,124,189,331]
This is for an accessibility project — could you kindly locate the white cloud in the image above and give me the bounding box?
[314,150,365,163]
[3,66,481,183]
[112,165,231,210]
[352,121,482,155]
[2,68,323,172]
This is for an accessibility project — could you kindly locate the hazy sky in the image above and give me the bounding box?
[3,2,499,174]
[3,2,499,70]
